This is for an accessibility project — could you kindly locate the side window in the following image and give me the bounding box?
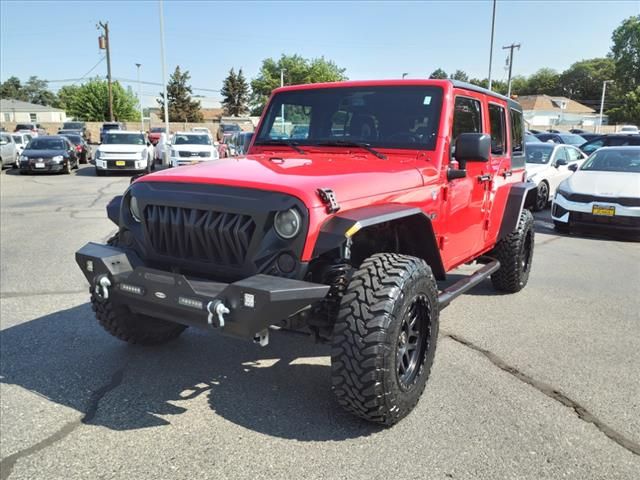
[452,96,482,140]
[554,147,568,163]
[510,109,524,154]
[567,147,581,162]
[488,103,506,155]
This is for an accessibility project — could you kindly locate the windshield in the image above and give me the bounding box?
[28,138,66,150]
[173,134,211,145]
[63,122,83,129]
[525,144,554,164]
[62,134,83,144]
[16,124,34,130]
[221,124,241,132]
[102,124,120,131]
[255,86,444,151]
[12,135,24,144]
[580,149,640,173]
[151,127,166,133]
[102,133,145,145]
[559,134,586,145]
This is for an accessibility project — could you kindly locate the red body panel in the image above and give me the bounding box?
[139,80,524,272]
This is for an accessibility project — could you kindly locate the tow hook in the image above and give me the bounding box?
[207,300,230,328]
[95,275,111,301]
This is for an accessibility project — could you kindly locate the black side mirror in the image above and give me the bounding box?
[568,163,578,172]
[555,158,568,167]
[454,133,491,168]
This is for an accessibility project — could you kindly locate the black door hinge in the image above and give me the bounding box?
[317,188,340,214]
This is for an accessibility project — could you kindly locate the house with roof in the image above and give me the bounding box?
[0,99,67,123]
[516,94,605,128]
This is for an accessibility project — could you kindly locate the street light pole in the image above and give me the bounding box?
[598,80,613,134]
[135,63,143,132]
[159,0,170,166]
[487,0,497,91]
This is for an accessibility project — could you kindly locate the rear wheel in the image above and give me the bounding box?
[491,209,535,293]
[331,253,439,425]
[533,181,549,211]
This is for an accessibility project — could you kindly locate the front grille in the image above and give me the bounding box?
[106,160,135,168]
[143,205,255,265]
[564,192,640,207]
[571,212,640,228]
[178,151,210,158]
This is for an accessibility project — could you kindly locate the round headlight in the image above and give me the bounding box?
[274,208,301,239]
[130,196,142,222]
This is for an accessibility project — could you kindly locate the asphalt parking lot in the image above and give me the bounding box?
[1,165,639,480]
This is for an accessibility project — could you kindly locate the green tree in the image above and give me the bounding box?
[157,66,203,122]
[509,75,529,95]
[468,77,508,95]
[525,68,562,95]
[559,58,615,101]
[607,86,640,125]
[450,70,469,82]
[250,54,347,115]
[62,78,139,121]
[0,76,56,105]
[610,14,640,92]
[0,76,25,100]
[221,68,250,116]
[429,68,448,79]
[53,85,81,110]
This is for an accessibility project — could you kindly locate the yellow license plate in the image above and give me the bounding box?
[592,205,615,216]
[116,160,125,166]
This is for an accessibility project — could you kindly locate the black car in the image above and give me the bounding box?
[569,128,587,134]
[535,133,586,146]
[578,133,601,142]
[60,121,88,141]
[579,134,640,155]
[19,136,79,174]
[60,133,91,163]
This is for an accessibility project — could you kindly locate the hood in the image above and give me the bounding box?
[99,144,147,153]
[170,144,214,153]
[22,149,67,158]
[141,153,423,207]
[564,171,640,198]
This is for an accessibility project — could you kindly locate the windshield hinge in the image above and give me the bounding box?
[317,188,340,214]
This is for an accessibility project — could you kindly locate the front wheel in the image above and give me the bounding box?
[533,181,549,211]
[490,209,535,293]
[64,160,72,174]
[331,253,439,425]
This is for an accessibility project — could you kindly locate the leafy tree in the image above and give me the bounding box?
[509,76,529,95]
[560,58,615,101]
[525,68,562,95]
[53,85,81,110]
[250,54,347,115]
[468,77,508,95]
[610,14,640,92]
[429,68,448,79]
[0,76,56,105]
[62,78,139,121]
[450,70,469,82]
[157,66,203,122]
[607,86,640,125]
[221,68,250,116]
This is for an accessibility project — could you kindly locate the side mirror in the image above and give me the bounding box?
[555,158,568,167]
[146,142,151,146]
[568,163,578,172]
[454,133,491,168]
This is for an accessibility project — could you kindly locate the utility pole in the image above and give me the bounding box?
[280,69,285,135]
[135,63,143,132]
[97,21,114,121]
[502,42,521,97]
[598,80,613,134]
[487,0,497,91]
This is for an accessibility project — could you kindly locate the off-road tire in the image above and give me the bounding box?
[89,233,187,345]
[331,253,439,425]
[533,181,549,211]
[490,209,535,293]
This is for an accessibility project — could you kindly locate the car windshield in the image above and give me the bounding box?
[525,144,554,164]
[151,127,166,133]
[255,86,444,150]
[102,124,120,131]
[173,134,211,145]
[559,134,586,145]
[62,134,83,144]
[580,149,640,173]
[103,133,145,145]
[16,124,34,130]
[222,124,241,132]
[63,122,83,129]
[28,138,66,150]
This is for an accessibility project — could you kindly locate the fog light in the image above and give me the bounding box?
[86,260,94,272]
[178,297,203,310]
[119,283,144,295]
[276,252,296,273]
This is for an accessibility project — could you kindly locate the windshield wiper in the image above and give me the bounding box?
[255,139,306,154]
[315,140,387,159]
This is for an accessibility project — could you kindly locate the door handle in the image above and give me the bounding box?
[502,170,513,178]
[477,174,491,182]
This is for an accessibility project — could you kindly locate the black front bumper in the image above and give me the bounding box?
[76,242,329,341]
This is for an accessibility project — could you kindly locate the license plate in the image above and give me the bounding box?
[592,205,615,216]
[35,162,45,169]
[115,161,125,166]
[191,160,199,165]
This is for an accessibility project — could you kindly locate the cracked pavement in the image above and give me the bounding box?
[1,165,639,479]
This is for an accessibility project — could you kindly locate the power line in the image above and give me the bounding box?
[72,56,106,85]
[45,76,220,93]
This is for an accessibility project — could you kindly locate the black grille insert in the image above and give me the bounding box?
[143,205,255,265]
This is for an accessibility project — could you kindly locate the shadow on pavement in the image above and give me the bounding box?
[0,303,380,441]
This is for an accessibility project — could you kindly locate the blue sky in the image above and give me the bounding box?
[1,0,638,107]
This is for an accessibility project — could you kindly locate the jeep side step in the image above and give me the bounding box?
[437,258,500,309]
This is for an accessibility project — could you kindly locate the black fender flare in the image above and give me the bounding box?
[106,195,122,226]
[312,204,446,280]
[497,182,537,241]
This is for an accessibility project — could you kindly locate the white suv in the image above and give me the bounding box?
[525,142,587,211]
[94,131,153,176]
[170,132,219,167]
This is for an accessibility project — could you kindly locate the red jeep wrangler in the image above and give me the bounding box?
[76,80,535,425]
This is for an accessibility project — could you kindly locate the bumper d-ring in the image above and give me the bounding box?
[207,300,230,328]
[95,275,112,301]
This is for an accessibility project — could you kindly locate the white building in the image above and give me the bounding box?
[517,95,605,128]
[0,99,67,123]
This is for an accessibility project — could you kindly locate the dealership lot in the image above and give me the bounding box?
[1,167,639,479]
